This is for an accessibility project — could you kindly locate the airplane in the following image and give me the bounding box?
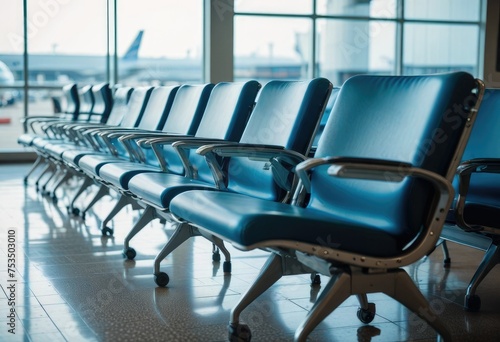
[0,60,15,106]
[0,30,307,87]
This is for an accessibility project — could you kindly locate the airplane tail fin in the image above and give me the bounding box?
[122,30,144,61]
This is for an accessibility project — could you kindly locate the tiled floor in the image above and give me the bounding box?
[1,164,500,342]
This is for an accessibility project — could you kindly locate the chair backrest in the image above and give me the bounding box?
[60,83,80,121]
[449,88,500,219]
[312,86,341,148]
[226,78,332,200]
[461,88,500,161]
[137,86,179,130]
[118,86,154,128]
[308,72,478,256]
[74,85,94,123]
[154,83,215,174]
[90,83,113,124]
[187,81,262,183]
[106,87,133,126]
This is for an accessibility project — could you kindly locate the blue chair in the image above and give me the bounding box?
[74,83,214,220]
[440,88,500,312]
[61,85,180,215]
[126,78,333,286]
[95,81,261,237]
[18,83,81,185]
[24,86,133,193]
[169,72,483,341]
[38,86,151,202]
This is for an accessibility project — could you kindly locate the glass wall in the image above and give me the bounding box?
[234,0,484,85]
[0,0,487,153]
[0,1,24,150]
[117,0,203,85]
[0,0,204,151]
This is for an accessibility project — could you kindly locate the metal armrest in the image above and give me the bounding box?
[454,158,500,233]
[128,133,193,171]
[172,138,233,178]
[457,158,500,175]
[276,156,453,269]
[115,132,184,163]
[196,143,307,191]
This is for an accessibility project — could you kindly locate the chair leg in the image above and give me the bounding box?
[122,205,156,259]
[153,222,193,287]
[100,194,135,235]
[48,169,72,198]
[81,184,109,219]
[441,240,451,268]
[385,269,452,341]
[23,155,44,185]
[464,243,500,311]
[34,162,54,191]
[211,236,231,273]
[40,166,61,194]
[294,272,352,342]
[229,254,283,325]
[68,176,94,215]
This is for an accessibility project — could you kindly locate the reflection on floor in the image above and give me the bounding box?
[1,164,500,342]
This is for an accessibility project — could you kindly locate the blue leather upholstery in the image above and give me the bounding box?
[89,83,113,124]
[79,84,213,178]
[169,72,480,340]
[130,78,332,208]
[18,83,80,147]
[441,88,500,311]
[100,81,260,190]
[44,86,154,163]
[171,73,478,255]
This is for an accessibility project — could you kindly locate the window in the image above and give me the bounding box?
[117,0,203,85]
[234,0,483,85]
[0,1,23,149]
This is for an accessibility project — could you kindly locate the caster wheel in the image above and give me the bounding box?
[228,323,251,342]
[212,251,221,262]
[81,212,86,220]
[357,303,376,324]
[101,227,113,236]
[465,294,481,312]
[159,218,167,224]
[154,272,170,287]
[311,273,321,285]
[52,195,58,204]
[443,258,451,268]
[122,247,136,260]
[223,261,231,273]
[71,207,80,216]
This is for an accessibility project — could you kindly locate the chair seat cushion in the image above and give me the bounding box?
[79,154,126,178]
[18,133,38,146]
[62,147,104,167]
[99,162,163,190]
[129,173,216,208]
[44,142,82,159]
[170,190,406,257]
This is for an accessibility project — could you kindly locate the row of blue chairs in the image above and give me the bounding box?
[19,73,499,341]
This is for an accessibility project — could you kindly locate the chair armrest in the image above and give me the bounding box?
[196,143,307,191]
[457,158,500,175]
[172,139,233,179]
[453,158,500,233]
[284,156,453,269]
[114,131,185,163]
[295,157,412,193]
